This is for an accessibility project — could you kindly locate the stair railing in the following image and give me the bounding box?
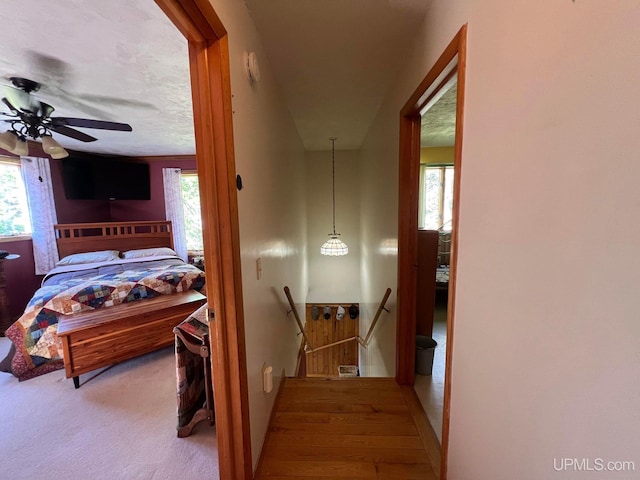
[284,286,392,352]
[284,286,314,352]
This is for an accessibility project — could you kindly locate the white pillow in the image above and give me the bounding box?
[56,250,121,266]
[122,247,179,259]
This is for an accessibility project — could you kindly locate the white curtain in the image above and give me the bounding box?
[162,167,188,261]
[21,156,59,274]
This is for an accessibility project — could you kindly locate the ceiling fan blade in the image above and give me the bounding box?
[50,124,98,142]
[52,117,132,132]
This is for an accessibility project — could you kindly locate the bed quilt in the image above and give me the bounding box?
[5,261,206,381]
[175,303,211,430]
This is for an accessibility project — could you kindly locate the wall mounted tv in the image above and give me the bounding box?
[61,155,151,201]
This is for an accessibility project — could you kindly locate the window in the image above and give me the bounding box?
[180,172,203,252]
[419,165,454,231]
[0,158,32,239]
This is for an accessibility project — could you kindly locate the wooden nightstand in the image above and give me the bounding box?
[0,252,20,336]
[190,258,205,271]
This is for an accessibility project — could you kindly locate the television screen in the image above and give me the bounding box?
[62,155,151,200]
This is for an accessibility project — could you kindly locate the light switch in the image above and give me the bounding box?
[256,257,262,280]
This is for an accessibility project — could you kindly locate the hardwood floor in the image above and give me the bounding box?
[255,377,440,479]
[414,294,448,443]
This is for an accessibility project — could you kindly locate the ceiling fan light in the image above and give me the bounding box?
[13,137,29,156]
[49,148,69,159]
[0,131,18,152]
[41,135,69,159]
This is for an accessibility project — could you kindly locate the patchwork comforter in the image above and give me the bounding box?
[5,256,206,381]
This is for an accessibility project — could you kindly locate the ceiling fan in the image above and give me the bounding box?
[0,77,132,158]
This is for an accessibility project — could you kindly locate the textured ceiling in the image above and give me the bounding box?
[0,1,434,157]
[421,80,457,147]
[0,0,194,156]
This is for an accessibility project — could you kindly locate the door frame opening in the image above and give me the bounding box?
[396,24,467,480]
[154,1,252,479]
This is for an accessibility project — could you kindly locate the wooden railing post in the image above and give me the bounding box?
[283,286,313,351]
[361,288,392,347]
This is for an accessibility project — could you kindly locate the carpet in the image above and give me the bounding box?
[0,346,218,480]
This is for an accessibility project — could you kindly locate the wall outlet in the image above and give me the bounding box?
[256,257,262,280]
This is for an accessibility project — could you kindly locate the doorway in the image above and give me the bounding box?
[414,74,457,443]
[396,25,467,480]
[154,1,252,479]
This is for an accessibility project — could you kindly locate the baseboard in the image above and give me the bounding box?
[253,369,288,479]
[400,385,442,478]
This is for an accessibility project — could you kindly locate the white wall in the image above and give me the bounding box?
[209,0,307,471]
[306,149,361,304]
[362,0,640,478]
[359,115,400,377]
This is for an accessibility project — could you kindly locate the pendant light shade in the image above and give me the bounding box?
[0,131,28,156]
[320,137,348,256]
[0,131,18,152]
[321,235,349,256]
[41,135,69,159]
[13,137,29,156]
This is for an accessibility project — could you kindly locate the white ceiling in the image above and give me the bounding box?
[0,0,435,156]
[0,0,194,157]
[246,0,430,151]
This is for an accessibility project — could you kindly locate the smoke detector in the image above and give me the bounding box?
[244,51,261,83]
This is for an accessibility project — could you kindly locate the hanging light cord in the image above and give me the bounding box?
[320,136,348,256]
[330,137,337,236]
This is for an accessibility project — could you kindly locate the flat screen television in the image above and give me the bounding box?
[61,155,151,200]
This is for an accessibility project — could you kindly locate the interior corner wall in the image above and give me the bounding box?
[358,116,400,378]
[209,0,308,471]
[305,149,361,304]
[363,1,640,479]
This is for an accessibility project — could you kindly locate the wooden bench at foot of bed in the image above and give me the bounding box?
[57,290,207,388]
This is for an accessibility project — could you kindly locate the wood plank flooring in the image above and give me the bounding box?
[255,377,439,479]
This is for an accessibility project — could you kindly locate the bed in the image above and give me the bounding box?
[436,232,451,290]
[436,265,450,289]
[5,221,206,384]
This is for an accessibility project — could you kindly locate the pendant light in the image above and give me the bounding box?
[320,137,348,256]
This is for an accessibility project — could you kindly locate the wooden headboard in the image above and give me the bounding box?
[54,221,174,259]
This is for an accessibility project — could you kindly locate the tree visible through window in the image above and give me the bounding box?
[0,159,32,237]
[420,165,453,231]
[180,172,203,252]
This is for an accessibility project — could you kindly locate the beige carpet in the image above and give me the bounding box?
[0,345,218,480]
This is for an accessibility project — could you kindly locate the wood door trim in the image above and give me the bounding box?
[154,1,252,479]
[396,24,467,480]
